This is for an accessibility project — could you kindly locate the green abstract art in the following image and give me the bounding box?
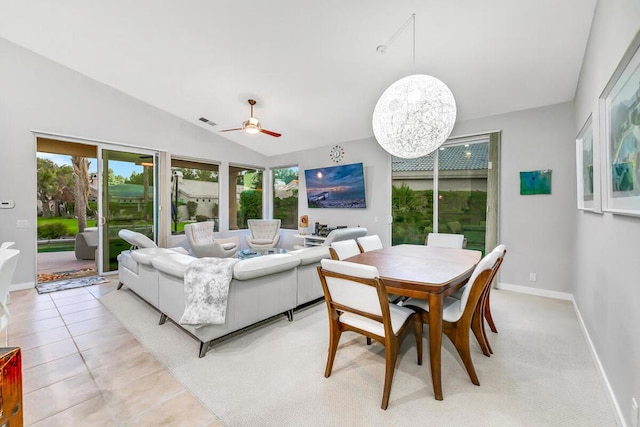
[520,170,552,195]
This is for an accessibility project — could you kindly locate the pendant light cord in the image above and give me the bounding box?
[377,13,417,63]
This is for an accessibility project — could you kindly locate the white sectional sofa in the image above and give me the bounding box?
[152,252,300,357]
[115,227,368,358]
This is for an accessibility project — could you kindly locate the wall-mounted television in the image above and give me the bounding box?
[304,162,366,208]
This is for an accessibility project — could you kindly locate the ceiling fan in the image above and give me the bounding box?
[220,99,281,137]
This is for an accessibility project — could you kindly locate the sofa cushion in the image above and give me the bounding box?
[117,250,138,274]
[288,246,330,265]
[118,229,158,249]
[250,238,275,245]
[151,253,197,279]
[131,247,178,265]
[233,253,300,281]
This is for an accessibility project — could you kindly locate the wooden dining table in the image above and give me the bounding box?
[345,244,481,400]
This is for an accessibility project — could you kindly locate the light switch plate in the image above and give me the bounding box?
[16,220,28,228]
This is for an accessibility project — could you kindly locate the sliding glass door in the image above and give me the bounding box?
[391,133,499,254]
[99,148,158,273]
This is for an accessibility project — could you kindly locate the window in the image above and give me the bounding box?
[171,159,219,233]
[229,165,263,230]
[391,133,499,254]
[272,166,299,229]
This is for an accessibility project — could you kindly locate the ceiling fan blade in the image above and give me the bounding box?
[219,128,244,132]
[260,129,282,137]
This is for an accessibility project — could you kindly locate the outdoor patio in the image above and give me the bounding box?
[37,251,96,282]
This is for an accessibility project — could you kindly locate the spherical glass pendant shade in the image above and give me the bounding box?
[372,74,457,158]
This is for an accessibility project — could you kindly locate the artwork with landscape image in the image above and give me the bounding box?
[519,169,552,195]
[304,162,366,208]
[607,56,640,198]
[582,127,594,202]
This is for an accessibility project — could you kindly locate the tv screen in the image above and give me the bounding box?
[304,162,366,208]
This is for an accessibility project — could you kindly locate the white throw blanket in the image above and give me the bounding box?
[180,257,240,328]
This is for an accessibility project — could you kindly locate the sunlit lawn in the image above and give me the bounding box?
[37,217,97,235]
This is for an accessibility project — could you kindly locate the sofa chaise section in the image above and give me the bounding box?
[152,252,300,357]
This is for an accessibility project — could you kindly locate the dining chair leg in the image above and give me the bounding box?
[381,344,399,410]
[414,316,423,366]
[446,326,479,386]
[484,295,498,333]
[471,313,491,357]
[324,321,342,378]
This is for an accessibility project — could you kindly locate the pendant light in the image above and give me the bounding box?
[372,14,457,159]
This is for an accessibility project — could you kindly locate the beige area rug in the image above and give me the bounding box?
[99,288,617,426]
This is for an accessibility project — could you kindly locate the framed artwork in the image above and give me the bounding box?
[520,169,552,195]
[576,114,596,211]
[600,30,640,217]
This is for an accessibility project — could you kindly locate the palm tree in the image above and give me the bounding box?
[71,156,90,233]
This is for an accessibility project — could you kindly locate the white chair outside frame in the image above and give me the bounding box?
[0,249,20,345]
[0,242,15,250]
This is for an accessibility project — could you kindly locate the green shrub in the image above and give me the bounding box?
[38,222,69,239]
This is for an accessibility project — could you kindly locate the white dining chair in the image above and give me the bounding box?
[425,232,466,249]
[357,235,383,252]
[0,249,20,345]
[403,249,500,386]
[329,239,361,260]
[317,259,422,409]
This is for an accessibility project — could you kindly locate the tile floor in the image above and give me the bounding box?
[8,280,222,426]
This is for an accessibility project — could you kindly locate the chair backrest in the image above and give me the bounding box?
[185,222,214,245]
[247,219,281,240]
[458,249,501,313]
[318,259,387,322]
[493,244,506,259]
[323,227,368,246]
[118,229,157,249]
[425,232,465,249]
[0,242,15,250]
[357,235,383,252]
[0,249,20,306]
[329,240,361,260]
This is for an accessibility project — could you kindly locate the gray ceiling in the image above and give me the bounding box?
[0,0,597,156]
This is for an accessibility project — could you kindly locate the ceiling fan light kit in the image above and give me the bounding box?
[372,14,457,159]
[220,99,281,138]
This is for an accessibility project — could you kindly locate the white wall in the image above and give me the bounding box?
[0,37,267,286]
[444,102,577,293]
[269,137,392,248]
[573,1,640,425]
[273,101,578,295]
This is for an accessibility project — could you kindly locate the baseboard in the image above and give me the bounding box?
[10,281,35,292]
[497,281,626,426]
[496,282,573,301]
[571,299,627,427]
